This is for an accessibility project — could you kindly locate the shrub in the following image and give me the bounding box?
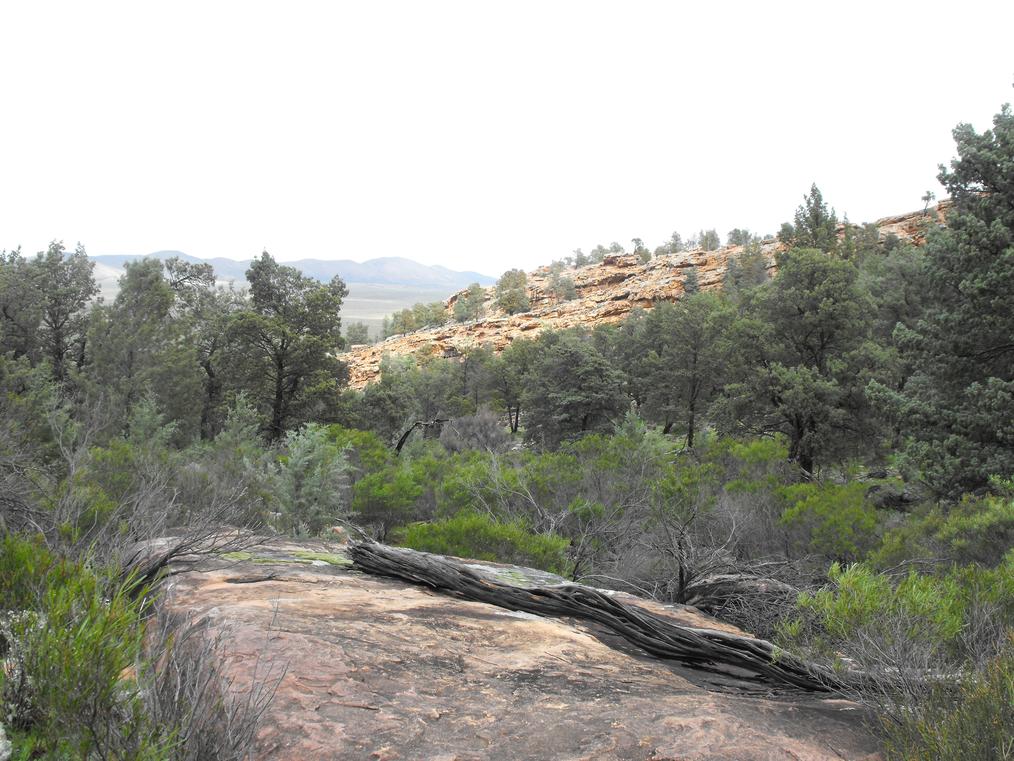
[873,481,1014,569]
[439,410,511,454]
[453,283,486,322]
[494,270,530,315]
[779,481,879,561]
[352,465,425,539]
[0,534,282,760]
[399,511,570,575]
[0,536,171,759]
[882,644,1014,761]
[780,557,1013,733]
[275,423,351,535]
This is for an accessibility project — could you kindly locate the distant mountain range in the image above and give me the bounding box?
[89,251,495,340]
[89,251,494,289]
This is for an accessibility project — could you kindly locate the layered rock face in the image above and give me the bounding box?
[340,204,948,389]
[162,540,881,760]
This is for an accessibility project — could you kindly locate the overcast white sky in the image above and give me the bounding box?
[2,2,1012,275]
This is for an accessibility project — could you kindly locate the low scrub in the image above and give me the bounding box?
[399,511,570,575]
[0,534,279,760]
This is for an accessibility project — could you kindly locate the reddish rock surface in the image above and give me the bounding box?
[340,204,948,389]
[162,541,882,760]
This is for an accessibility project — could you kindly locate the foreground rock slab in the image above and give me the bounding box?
[162,540,881,760]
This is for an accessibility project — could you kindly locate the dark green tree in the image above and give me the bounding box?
[494,269,530,315]
[870,102,1014,496]
[0,248,40,360]
[523,332,627,448]
[716,248,874,473]
[724,240,770,297]
[86,258,204,440]
[345,322,371,345]
[228,252,348,440]
[549,272,577,301]
[453,283,486,322]
[682,266,700,294]
[639,295,731,445]
[727,228,755,247]
[778,184,839,252]
[698,229,721,251]
[486,338,539,433]
[29,242,98,382]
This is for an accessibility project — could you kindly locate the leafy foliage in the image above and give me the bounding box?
[275,423,352,535]
[870,105,1014,496]
[779,481,879,561]
[227,252,348,439]
[494,269,530,314]
[399,511,570,575]
[453,283,486,322]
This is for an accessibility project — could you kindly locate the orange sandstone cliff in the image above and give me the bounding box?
[341,204,948,389]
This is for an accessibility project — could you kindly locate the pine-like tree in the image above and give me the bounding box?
[870,102,1014,496]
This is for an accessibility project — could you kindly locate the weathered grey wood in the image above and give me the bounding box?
[348,541,848,693]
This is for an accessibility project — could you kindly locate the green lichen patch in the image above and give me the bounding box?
[292,550,352,566]
[220,551,253,561]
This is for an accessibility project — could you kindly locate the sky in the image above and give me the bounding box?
[1,2,1012,275]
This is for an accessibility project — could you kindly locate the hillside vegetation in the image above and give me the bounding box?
[1,100,1012,759]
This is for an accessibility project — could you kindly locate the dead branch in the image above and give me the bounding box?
[348,541,849,693]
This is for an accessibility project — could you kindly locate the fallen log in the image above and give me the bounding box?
[348,541,848,694]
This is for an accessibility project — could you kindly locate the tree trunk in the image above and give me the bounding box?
[200,359,221,440]
[269,357,286,441]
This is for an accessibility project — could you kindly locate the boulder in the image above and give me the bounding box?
[159,540,882,760]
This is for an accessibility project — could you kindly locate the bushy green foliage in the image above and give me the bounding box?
[345,321,371,344]
[178,394,281,526]
[352,464,425,539]
[783,557,1013,670]
[548,271,577,301]
[399,511,570,575]
[226,252,348,440]
[882,645,1014,761]
[715,246,875,473]
[522,331,627,447]
[870,104,1014,496]
[778,184,839,252]
[453,283,486,322]
[275,423,352,535]
[697,229,721,251]
[326,424,392,474]
[384,301,448,336]
[0,536,172,759]
[494,269,530,314]
[779,481,879,561]
[873,480,1014,569]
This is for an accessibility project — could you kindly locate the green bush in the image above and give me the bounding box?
[399,511,570,575]
[275,423,352,535]
[352,465,425,539]
[785,558,1012,661]
[780,558,1013,759]
[0,535,171,760]
[779,481,879,561]
[873,482,1014,569]
[882,644,1014,761]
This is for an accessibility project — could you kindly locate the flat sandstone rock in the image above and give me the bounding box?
[162,542,881,760]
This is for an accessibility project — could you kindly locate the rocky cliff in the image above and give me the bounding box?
[340,204,948,389]
[161,539,882,760]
